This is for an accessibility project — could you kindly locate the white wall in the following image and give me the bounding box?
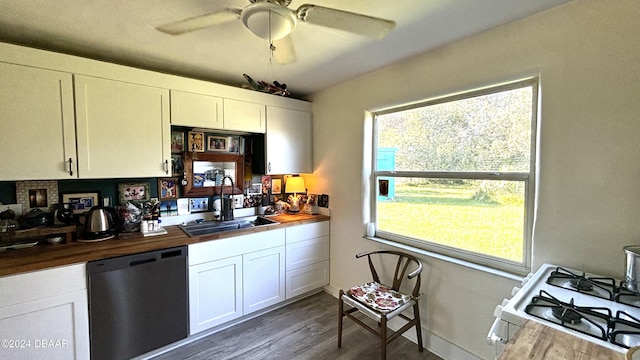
[308,1,640,359]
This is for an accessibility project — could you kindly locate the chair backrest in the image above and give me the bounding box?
[356,250,423,298]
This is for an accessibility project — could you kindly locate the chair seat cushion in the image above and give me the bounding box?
[348,281,411,313]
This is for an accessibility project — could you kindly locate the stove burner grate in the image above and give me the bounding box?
[525,290,611,342]
[546,267,616,300]
[610,311,640,348]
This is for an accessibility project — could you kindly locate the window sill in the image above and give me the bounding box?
[363,235,525,282]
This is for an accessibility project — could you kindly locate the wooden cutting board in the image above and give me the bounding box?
[498,320,625,360]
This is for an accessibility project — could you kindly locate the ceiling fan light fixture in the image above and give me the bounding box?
[241,2,297,40]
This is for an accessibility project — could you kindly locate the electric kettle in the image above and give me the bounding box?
[83,206,120,240]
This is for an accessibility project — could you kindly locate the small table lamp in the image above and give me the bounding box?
[285,176,306,213]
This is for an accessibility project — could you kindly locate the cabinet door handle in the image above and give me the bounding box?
[164,159,169,174]
[68,158,74,176]
[268,162,271,173]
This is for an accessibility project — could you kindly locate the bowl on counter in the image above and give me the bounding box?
[46,235,64,245]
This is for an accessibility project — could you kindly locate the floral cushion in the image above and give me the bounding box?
[348,281,411,313]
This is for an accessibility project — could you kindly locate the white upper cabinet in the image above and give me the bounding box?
[0,62,77,180]
[264,106,312,174]
[223,98,266,133]
[74,75,171,178]
[170,90,223,129]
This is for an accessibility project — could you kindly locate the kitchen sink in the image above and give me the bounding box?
[178,216,279,237]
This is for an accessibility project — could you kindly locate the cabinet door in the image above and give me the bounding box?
[223,98,265,133]
[170,90,223,129]
[243,246,285,315]
[0,62,77,180]
[0,290,90,360]
[0,263,89,360]
[75,75,171,178]
[188,255,243,334]
[265,106,312,174]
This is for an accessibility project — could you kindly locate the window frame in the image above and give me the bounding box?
[370,78,538,275]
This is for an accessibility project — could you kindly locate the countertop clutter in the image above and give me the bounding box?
[498,321,624,360]
[0,213,329,277]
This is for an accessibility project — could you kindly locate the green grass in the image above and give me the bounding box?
[377,183,524,262]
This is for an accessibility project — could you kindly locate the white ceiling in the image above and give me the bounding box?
[0,0,571,98]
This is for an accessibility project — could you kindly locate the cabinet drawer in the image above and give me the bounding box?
[0,263,86,308]
[189,229,285,266]
[286,236,329,271]
[285,261,329,299]
[285,221,329,244]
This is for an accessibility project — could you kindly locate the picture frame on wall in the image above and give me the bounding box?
[227,136,240,153]
[187,131,205,152]
[28,188,48,208]
[207,135,227,152]
[118,182,150,204]
[60,191,101,214]
[158,178,178,200]
[271,177,282,195]
[171,131,184,153]
[171,154,183,176]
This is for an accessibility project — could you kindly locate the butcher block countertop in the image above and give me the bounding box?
[0,213,329,277]
[498,320,625,360]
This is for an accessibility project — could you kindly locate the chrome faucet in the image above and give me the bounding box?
[218,176,235,221]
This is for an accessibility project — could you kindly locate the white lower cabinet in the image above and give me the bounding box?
[188,255,243,334]
[0,264,90,360]
[243,246,285,315]
[285,221,330,299]
[188,229,285,335]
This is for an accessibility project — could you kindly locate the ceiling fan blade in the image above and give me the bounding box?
[272,36,296,64]
[296,5,395,39]
[156,9,241,35]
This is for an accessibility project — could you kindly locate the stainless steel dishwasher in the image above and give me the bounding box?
[87,246,188,360]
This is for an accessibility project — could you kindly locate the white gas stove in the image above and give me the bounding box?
[488,263,640,357]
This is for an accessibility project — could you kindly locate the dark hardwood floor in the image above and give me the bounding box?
[153,291,443,360]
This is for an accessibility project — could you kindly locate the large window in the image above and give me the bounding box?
[372,79,537,273]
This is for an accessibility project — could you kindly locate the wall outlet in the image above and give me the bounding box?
[233,195,244,209]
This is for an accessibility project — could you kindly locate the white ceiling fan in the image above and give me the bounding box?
[156,0,395,64]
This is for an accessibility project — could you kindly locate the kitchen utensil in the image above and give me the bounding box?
[83,206,120,240]
[54,203,73,225]
[625,245,640,292]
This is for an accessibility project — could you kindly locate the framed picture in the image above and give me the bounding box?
[207,135,227,151]
[171,131,184,153]
[247,183,262,195]
[60,191,101,214]
[159,200,178,217]
[261,175,271,194]
[189,198,209,213]
[29,188,48,208]
[171,154,183,176]
[227,136,240,153]
[118,182,150,203]
[187,131,205,152]
[271,177,282,195]
[158,178,178,200]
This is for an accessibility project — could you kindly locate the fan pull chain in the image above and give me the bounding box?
[267,10,275,79]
